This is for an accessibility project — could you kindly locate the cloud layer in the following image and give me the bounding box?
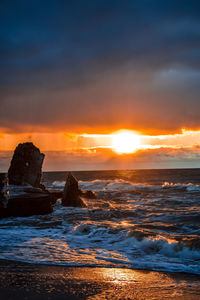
[0,0,200,133]
[1,146,200,172]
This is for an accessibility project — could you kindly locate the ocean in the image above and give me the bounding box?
[0,169,200,275]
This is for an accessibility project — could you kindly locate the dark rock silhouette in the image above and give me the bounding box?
[1,143,93,218]
[0,174,8,211]
[0,142,62,219]
[62,173,86,207]
[0,186,54,218]
[8,142,44,187]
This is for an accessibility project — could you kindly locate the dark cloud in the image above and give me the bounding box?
[0,0,200,133]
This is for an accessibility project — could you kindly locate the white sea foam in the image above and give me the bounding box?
[52,181,65,188]
[162,182,200,192]
[80,178,200,194]
[79,179,161,193]
[0,219,199,274]
[52,178,200,194]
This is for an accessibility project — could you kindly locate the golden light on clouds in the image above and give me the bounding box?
[1,128,200,171]
[80,129,200,154]
[111,130,141,154]
[1,129,200,154]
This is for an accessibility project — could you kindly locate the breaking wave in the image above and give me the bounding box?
[52,178,200,193]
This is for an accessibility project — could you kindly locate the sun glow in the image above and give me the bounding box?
[112,130,141,154]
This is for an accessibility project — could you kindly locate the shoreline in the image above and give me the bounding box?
[0,259,200,299]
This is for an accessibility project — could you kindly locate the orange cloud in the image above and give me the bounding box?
[1,129,200,153]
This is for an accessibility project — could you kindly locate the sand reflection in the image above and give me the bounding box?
[101,268,137,284]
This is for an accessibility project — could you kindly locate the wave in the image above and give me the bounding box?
[162,181,200,192]
[52,178,200,193]
[52,179,160,193]
[1,172,199,275]
[0,217,199,274]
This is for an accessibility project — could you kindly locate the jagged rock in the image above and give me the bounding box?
[0,174,8,210]
[0,143,62,219]
[0,185,54,218]
[62,173,86,207]
[8,142,44,187]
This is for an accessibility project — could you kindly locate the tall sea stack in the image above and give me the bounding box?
[8,142,44,187]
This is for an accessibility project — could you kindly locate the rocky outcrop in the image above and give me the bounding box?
[62,173,86,207]
[0,185,54,218]
[8,142,44,187]
[1,143,95,218]
[0,174,8,210]
[0,142,62,219]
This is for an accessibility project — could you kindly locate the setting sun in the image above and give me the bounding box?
[112,130,141,154]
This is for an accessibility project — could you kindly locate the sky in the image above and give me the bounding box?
[0,0,200,171]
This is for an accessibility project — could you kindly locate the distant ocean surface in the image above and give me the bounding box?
[0,169,200,274]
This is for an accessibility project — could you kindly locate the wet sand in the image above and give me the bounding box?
[0,260,200,299]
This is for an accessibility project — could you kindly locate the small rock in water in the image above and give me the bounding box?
[62,173,86,207]
[8,142,44,187]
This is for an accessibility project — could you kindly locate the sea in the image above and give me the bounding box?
[0,169,200,275]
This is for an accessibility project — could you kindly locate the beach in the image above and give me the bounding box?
[0,260,200,299]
